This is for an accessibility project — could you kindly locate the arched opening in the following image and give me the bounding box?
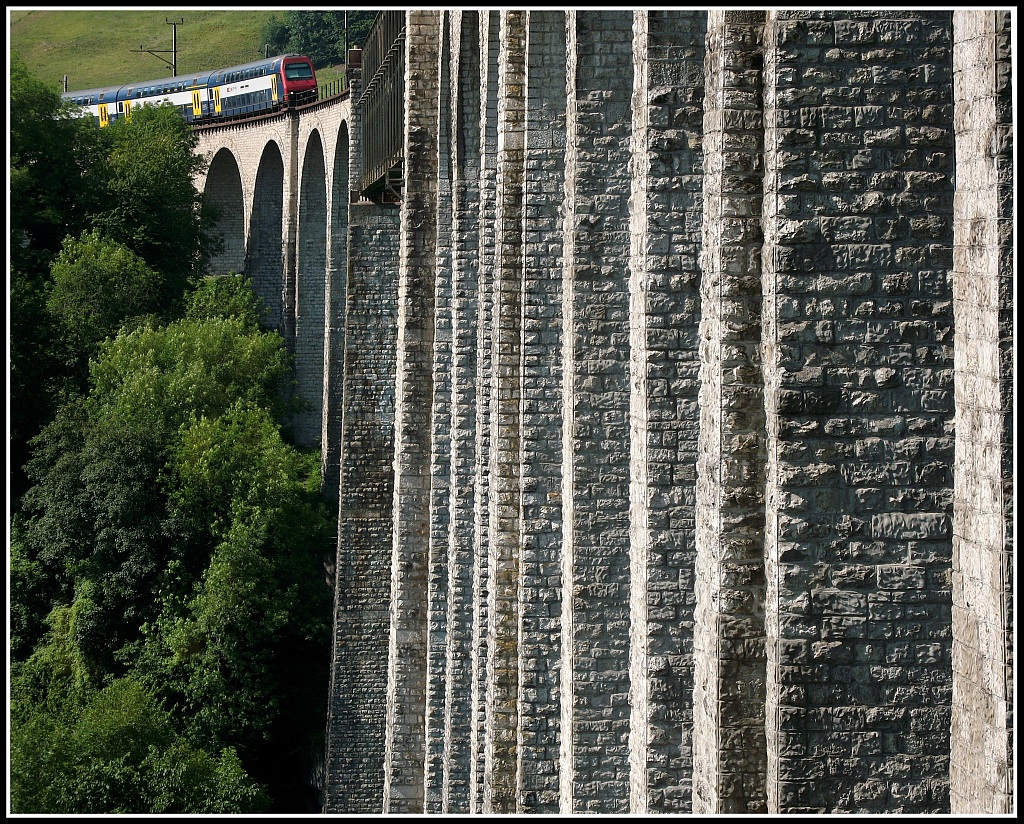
[246,141,285,332]
[294,129,328,448]
[203,148,245,275]
[323,122,350,499]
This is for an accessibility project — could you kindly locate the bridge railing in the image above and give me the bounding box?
[317,76,348,101]
[358,10,406,196]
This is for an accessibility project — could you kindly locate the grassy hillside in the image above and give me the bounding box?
[9,9,342,93]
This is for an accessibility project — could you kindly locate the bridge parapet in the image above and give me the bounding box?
[358,11,406,197]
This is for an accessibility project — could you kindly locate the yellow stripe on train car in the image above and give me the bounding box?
[98,103,109,127]
[192,90,202,116]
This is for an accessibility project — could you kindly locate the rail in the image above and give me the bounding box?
[317,76,348,101]
[358,11,405,196]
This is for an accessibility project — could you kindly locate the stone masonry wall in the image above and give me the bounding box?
[294,132,328,447]
[245,141,286,332]
[949,9,1014,814]
[628,9,706,813]
[559,11,637,812]
[321,124,349,502]
[693,10,768,814]
[423,13,453,810]
[762,11,956,812]
[381,10,441,812]
[469,10,499,811]
[441,10,482,812]
[318,8,1013,816]
[322,61,400,813]
[482,10,527,813]
[517,10,567,813]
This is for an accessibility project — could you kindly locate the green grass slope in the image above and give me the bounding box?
[10,9,288,92]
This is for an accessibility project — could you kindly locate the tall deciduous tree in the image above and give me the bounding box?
[14,277,331,811]
[10,60,215,501]
[92,104,214,311]
[259,10,378,68]
[10,676,270,813]
[48,230,163,365]
[10,53,105,498]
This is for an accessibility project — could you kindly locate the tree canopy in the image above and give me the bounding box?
[10,51,334,812]
[259,10,377,68]
[10,54,215,499]
[12,276,333,812]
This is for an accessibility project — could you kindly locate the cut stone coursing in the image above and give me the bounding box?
[192,10,1013,816]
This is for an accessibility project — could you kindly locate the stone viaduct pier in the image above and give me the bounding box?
[192,9,1014,815]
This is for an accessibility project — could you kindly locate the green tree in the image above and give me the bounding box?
[260,11,379,68]
[10,60,214,501]
[283,11,347,66]
[14,277,331,811]
[10,53,106,498]
[92,103,213,311]
[259,14,291,57]
[19,308,292,665]
[10,676,270,814]
[186,272,270,329]
[139,401,332,757]
[10,53,105,273]
[9,522,54,660]
[47,230,163,364]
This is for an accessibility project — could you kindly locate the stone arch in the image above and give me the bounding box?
[203,148,245,275]
[322,121,350,499]
[294,129,329,448]
[246,140,286,332]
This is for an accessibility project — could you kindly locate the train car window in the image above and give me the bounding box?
[118,102,123,112]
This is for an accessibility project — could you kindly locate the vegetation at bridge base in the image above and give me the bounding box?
[9,56,334,814]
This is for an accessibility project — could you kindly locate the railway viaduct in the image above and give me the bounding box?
[191,9,1013,815]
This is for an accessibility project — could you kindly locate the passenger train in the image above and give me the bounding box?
[61,53,318,127]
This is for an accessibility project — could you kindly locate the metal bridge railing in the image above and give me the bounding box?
[317,76,348,101]
[358,11,406,196]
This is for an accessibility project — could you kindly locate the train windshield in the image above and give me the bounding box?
[284,63,314,80]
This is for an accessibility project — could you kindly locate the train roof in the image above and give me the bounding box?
[206,53,311,79]
[61,54,312,99]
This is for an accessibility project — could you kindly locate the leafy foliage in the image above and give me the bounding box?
[185,272,270,329]
[9,523,53,660]
[92,104,213,310]
[10,53,106,272]
[10,677,270,814]
[10,53,106,496]
[259,10,378,67]
[14,277,332,811]
[10,58,213,501]
[140,402,332,754]
[47,230,163,361]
